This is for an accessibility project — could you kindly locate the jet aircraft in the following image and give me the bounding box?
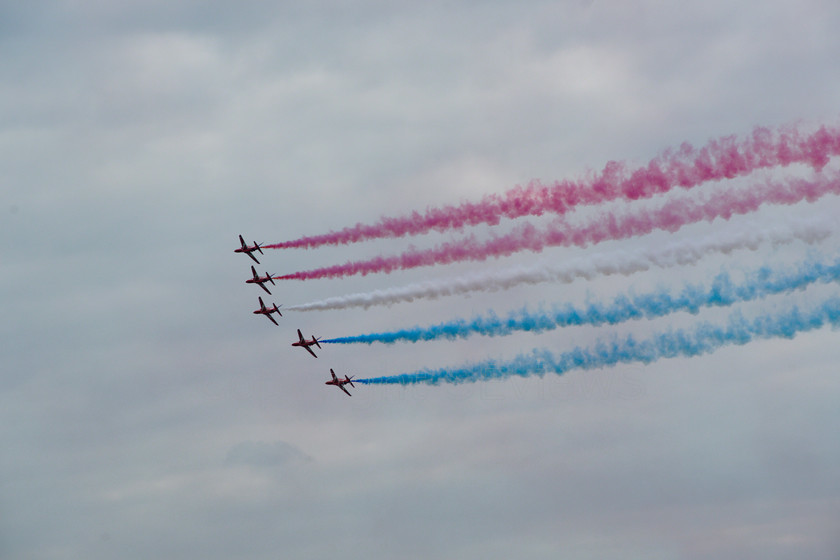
[235,235,264,264]
[326,368,355,396]
[253,296,282,326]
[292,329,321,358]
[246,265,276,294]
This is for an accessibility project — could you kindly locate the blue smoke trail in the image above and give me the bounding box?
[355,296,840,385]
[322,257,840,345]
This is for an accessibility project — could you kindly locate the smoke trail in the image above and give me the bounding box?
[267,122,840,250]
[284,219,831,311]
[355,296,840,386]
[277,171,840,281]
[321,256,840,344]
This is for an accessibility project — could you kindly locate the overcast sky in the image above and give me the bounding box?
[3,1,840,559]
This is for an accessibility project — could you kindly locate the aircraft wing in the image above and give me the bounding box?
[259,283,272,295]
[304,345,318,358]
[265,314,279,326]
[339,384,352,397]
[248,251,260,264]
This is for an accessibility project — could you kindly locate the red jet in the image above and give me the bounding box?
[326,368,355,396]
[253,296,282,326]
[292,329,321,358]
[235,235,264,264]
[246,265,276,295]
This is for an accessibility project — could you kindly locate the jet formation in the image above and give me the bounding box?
[236,234,356,396]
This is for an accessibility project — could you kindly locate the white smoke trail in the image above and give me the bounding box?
[285,218,833,312]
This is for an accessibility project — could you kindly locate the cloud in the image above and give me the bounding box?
[224,440,313,468]
[3,2,840,559]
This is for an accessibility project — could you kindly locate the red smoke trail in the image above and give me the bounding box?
[275,171,840,281]
[266,123,840,250]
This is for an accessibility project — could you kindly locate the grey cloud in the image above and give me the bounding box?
[225,440,312,468]
[3,1,840,559]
